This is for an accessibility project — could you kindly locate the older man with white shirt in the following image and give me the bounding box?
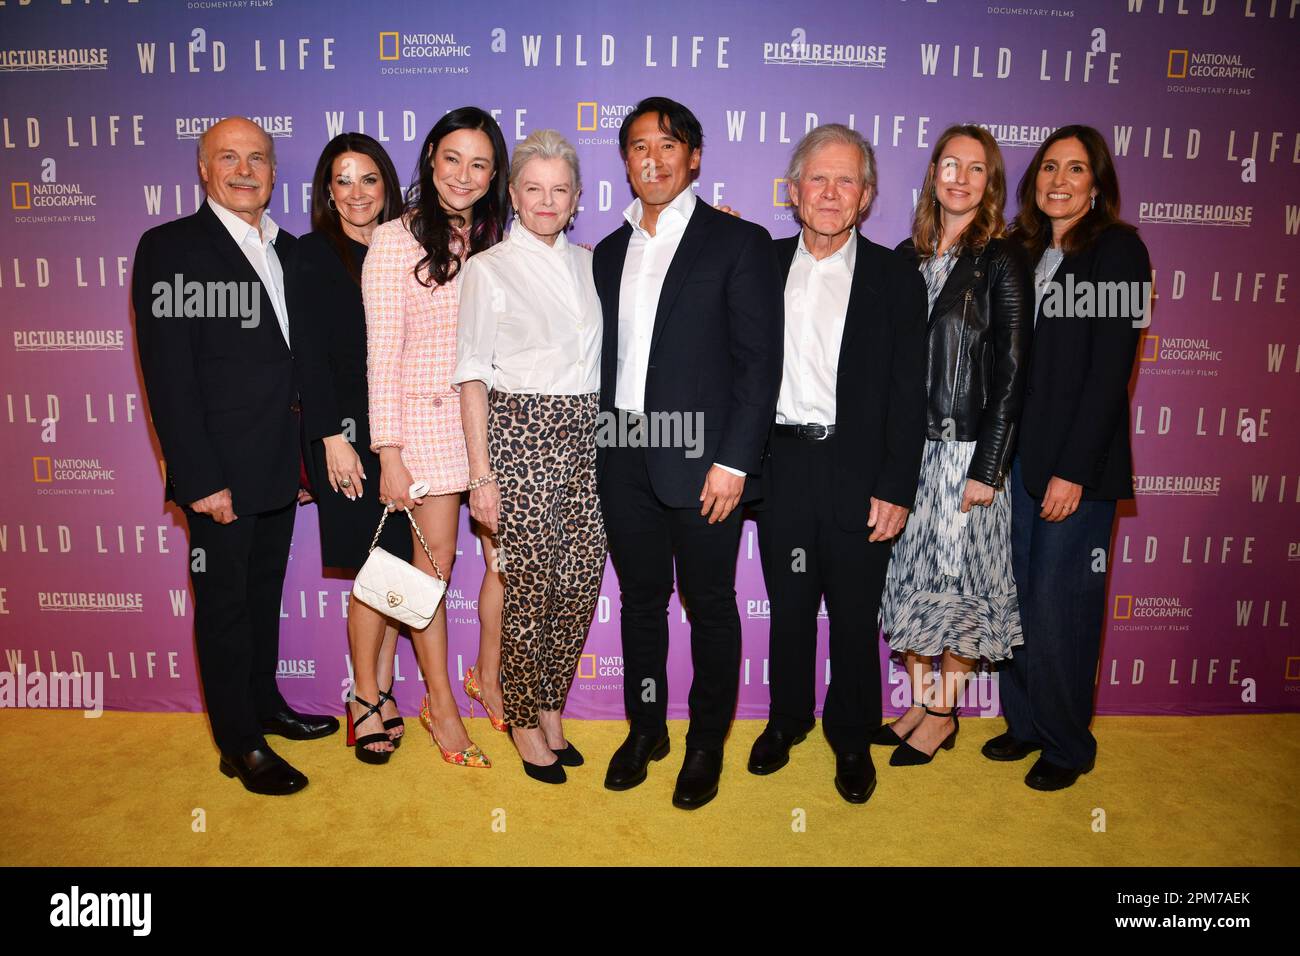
[132,116,337,798]
[747,124,927,805]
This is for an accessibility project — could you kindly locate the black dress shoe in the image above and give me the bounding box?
[604,731,670,791]
[219,746,308,796]
[552,741,584,767]
[981,731,1043,762]
[1025,754,1094,791]
[833,750,877,804]
[672,748,723,810]
[261,707,340,741]
[747,725,811,775]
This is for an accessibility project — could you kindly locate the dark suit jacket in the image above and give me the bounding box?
[1017,224,1150,501]
[593,199,784,508]
[759,232,928,532]
[132,201,300,515]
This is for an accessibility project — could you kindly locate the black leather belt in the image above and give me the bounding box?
[774,422,835,440]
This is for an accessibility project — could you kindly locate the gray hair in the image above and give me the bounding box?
[784,123,876,191]
[197,117,276,168]
[509,128,581,192]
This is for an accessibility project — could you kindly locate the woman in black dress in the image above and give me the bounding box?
[290,134,417,762]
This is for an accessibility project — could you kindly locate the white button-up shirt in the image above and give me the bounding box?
[207,197,290,348]
[614,186,696,414]
[776,230,857,426]
[452,218,601,394]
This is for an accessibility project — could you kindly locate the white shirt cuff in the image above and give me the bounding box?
[714,462,746,478]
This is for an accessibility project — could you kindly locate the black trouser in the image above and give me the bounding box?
[756,432,892,754]
[185,498,296,755]
[1000,456,1117,770]
[601,442,744,752]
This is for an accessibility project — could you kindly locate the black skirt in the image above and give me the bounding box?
[309,433,414,571]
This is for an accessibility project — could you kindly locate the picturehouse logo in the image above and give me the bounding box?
[1137,202,1252,227]
[0,48,108,72]
[14,330,124,352]
[176,115,294,141]
[763,29,885,69]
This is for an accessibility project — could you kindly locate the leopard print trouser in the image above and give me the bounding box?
[488,390,607,729]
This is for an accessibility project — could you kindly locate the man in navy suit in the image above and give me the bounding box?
[132,116,337,796]
[593,97,784,810]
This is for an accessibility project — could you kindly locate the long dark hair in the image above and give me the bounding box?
[1013,124,1135,261]
[310,133,403,283]
[911,124,1008,258]
[404,107,509,287]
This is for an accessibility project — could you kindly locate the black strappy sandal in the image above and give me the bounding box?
[345,694,394,765]
[377,681,405,749]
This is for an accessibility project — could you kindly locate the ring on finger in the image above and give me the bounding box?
[340,477,351,488]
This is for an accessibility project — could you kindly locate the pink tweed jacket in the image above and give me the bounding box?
[363,218,468,495]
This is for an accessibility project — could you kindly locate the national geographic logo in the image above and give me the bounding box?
[1138,202,1252,227]
[176,115,294,141]
[1167,49,1256,80]
[575,653,623,691]
[1112,594,1193,628]
[0,48,108,72]
[1137,333,1224,377]
[379,30,470,75]
[575,101,633,145]
[32,456,116,497]
[14,330,124,352]
[10,180,97,211]
[763,29,886,69]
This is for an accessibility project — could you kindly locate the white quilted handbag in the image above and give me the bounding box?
[353,506,447,630]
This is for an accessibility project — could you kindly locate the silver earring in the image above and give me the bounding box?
[327,195,336,210]
[1090,195,1096,210]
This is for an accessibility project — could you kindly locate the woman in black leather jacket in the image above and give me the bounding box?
[877,124,1031,766]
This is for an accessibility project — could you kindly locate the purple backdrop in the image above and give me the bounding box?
[1,0,1297,722]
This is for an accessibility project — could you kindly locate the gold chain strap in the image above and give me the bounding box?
[368,507,446,583]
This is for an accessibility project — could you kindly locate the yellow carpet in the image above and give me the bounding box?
[1,712,1296,866]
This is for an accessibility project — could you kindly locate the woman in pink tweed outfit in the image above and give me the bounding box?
[362,107,511,766]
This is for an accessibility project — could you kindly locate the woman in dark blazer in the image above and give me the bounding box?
[290,133,412,763]
[878,125,1031,766]
[984,124,1151,790]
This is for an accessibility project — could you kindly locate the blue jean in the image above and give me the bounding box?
[999,456,1117,770]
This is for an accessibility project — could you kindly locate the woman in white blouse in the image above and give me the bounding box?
[452,129,605,785]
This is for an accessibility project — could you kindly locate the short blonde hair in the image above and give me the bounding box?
[509,128,581,192]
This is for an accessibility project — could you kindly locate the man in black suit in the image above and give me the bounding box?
[747,124,927,803]
[132,116,337,796]
[594,97,783,809]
